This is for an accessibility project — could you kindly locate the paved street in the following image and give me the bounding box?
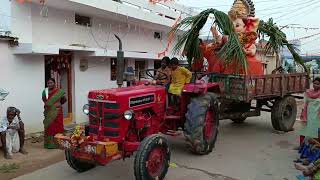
[14,113,300,180]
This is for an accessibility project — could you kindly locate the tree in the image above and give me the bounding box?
[284,60,295,73]
[316,60,320,70]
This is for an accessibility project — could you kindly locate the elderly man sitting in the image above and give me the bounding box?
[0,107,27,159]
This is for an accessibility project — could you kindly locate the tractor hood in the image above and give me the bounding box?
[88,85,166,109]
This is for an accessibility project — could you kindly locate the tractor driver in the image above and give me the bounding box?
[168,57,192,109]
[153,56,171,89]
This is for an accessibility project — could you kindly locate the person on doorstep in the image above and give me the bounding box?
[42,78,67,149]
[0,107,27,159]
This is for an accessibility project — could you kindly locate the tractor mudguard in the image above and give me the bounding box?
[182,82,220,94]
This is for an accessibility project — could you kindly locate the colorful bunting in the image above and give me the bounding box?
[149,0,174,4]
[158,15,182,58]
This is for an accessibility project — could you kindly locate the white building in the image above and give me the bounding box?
[281,40,302,58]
[281,39,302,70]
[0,0,195,134]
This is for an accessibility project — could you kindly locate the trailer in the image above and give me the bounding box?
[208,73,309,131]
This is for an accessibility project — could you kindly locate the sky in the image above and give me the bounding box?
[177,0,320,55]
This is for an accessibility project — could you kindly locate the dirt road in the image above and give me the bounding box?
[0,138,64,180]
[12,112,301,180]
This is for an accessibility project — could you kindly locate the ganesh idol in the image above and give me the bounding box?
[211,0,264,75]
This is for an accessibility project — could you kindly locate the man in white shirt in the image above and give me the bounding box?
[0,107,27,159]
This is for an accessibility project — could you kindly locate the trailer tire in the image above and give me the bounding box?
[65,150,96,172]
[271,100,281,131]
[134,134,170,180]
[271,96,297,132]
[231,117,247,124]
[184,92,219,155]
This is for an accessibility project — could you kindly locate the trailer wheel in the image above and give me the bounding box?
[134,134,170,180]
[184,92,219,155]
[65,150,96,172]
[231,117,247,124]
[271,96,297,132]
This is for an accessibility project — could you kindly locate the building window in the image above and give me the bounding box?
[75,14,92,27]
[111,58,117,81]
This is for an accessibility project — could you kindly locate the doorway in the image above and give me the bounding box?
[154,60,161,70]
[44,51,73,125]
[135,60,146,78]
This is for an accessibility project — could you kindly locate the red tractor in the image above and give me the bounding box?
[55,36,220,180]
[55,36,309,180]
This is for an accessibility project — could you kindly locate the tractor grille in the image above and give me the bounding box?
[105,103,119,109]
[88,100,121,138]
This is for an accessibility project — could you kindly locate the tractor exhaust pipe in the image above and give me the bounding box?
[115,34,124,88]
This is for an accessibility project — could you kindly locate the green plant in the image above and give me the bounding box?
[170,9,247,73]
[170,10,307,74]
[316,60,320,70]
[0,163,20,173]
[305,63,312,72]
[258,18,307,73]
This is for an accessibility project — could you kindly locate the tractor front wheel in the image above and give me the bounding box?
[134,134,171,180]
[184,92,219,155]
[65,150,96,172]
[271,96,297,132]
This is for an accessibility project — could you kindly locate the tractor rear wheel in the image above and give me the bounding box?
[134,134,171,180]
[184,92,219,155]
[65,150,96,172]
[271,96,297,132]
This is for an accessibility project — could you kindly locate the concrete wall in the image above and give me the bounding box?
[256,51,276,74]
[10,1,33,43]
[8,3,180,55]
[0,0,11,32]
[1,0,179,133]
[0,44,142,132]
[0,41,44,133]
[73,54,118,124]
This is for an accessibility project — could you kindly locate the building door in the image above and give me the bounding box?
[154,60,161,70]
[135,60,146,78]
[44,51,73,125]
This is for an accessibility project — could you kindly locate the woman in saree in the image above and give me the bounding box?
[299,77,320,143]
[294,78,320,169]
[42,78,66,149]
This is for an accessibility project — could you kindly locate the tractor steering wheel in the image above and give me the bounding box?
[146,69,168,81]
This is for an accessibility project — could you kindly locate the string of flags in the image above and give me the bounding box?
[149,0,174,4]
[17,0,44,4]
[17,0,31,3]
[289,32,320,41]
[279,25,320,31]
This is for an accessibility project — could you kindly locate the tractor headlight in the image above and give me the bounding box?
[83,104,90,115]
[124,110,134,120]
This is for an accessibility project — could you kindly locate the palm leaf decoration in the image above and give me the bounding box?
[257,18,308,73]
[170,9,247,73]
